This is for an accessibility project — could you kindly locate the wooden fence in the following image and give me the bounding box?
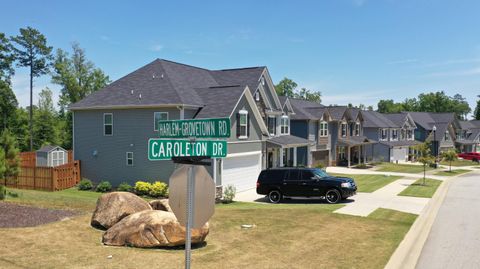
[19,150,74,167]
[2,151,80,191]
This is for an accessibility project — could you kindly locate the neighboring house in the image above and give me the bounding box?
[70,59,309,192]
[284,97,330,167]
[362,111,419,163]
[36,145,68,167]
[456,120,480,152]
[407,112,459,156]
[326,106,375,167]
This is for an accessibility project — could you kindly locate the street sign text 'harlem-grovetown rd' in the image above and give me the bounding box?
[148,139,227,160]
[158,118,230,138]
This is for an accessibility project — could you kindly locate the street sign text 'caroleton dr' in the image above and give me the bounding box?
[148,139,227,160]
[158,118,230,138]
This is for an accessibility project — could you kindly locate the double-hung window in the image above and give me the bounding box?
[280,116,289,134]
[354,123,360,136]
[391,129,398,141]
[341,123,347,137]
[238,110,248,139]
[380,129,388,141]
[154,112,169,131]
[444,131,450,141]
[51,150,65,167]
[268,116,276,136]
[407,129,414,140]
[104,113,113,136]
[126,152,133,166]
[319,121,328,137]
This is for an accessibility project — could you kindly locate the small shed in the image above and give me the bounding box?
[36,145,68,167]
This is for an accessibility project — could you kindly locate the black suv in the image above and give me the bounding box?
[256,168,357,204]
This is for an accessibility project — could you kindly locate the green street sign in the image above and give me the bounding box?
[158,118,230,138]
[148,139,227,160]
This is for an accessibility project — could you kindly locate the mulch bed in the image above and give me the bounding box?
[0,202,78,228]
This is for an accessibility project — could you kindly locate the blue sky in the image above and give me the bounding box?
[3,0,480,116]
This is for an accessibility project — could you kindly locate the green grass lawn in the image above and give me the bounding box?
[376,163,434,174]
[440,159,479,167]
[331,173,401,192]
[434,169,471,177]
[0,187,417,269]
[398,178,442,198]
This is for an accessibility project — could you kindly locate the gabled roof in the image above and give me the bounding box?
[361,110,397,128]
[194,85,247,119]
[407,112,456,131]
[37,145,66,153]
[209,67,265,95]
[470,120,480,128]
[459,120,476,129]
[327,106,350,121]
[281,97,325,120]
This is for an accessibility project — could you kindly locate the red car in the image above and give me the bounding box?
[457,152,480,162]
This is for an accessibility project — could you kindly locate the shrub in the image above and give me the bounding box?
[134,181,152,196]
[355,163,368,169]
[222,185,236,204]
[149,181,168,198]
[0,185,5,200]
[117,182,133,192]
[7,190,18,198]
[78,178,93,191]
[96,181,112,193]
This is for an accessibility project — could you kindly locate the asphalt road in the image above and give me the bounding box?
[416,170,480,269]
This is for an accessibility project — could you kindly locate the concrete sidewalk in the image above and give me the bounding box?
[326,166,449,181]
[334,178,430,217]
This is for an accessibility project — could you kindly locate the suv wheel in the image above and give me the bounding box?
[268,190,282,204]
[325,189,341,204]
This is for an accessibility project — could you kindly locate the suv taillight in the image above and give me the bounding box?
[256,181,260,188]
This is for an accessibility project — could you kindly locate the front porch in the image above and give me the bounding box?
[336,136,376,167]
[266,135,314,168]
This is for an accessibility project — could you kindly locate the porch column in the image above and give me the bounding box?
[293,147,297,167]
[347,146,351,168]
[363,145,367,164]
[307,145,312,167]
[279,147,284,167]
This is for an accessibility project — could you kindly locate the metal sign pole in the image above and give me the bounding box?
[185,164,195,269]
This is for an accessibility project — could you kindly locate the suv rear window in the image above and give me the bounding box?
[260,170,288,182]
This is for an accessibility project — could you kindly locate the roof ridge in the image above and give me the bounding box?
[214,66,266,71]
[156,58,211,71]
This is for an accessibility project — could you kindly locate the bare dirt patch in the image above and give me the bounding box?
[0,202,78,228]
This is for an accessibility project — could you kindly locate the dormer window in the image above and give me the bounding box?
[319,121,328,137]
[254,90,260,101]
[237,110,249,139]
[354,123,360,136]
[261,76,265,86]
[391,129,398,141]
[444,131,450,141]
[341,123,347,137]
[280,115,289,135]
[407,129,414,140]
[380,129,388,141]
[268,116,276,136]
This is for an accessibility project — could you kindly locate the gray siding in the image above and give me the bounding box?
[308,120,317,141]
[291,120,308,139]
[228,95,263,143]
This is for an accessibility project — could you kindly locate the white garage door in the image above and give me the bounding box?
[222,152,262,192]
[392,147,407,162]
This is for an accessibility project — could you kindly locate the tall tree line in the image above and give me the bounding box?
[0,27,110,154]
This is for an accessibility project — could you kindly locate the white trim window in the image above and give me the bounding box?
[126,152,133,166]
[280,115,289,135]
[104,113,113,136]
[254,90,260,101]
[380,129,388,141]
[154,112,169,131]
[354,122,360,136]
[339,146,346,160]
[51,150,65,167]
[391,129,399,141]
[444,131,450,141]
[268,115,276,136]
[319,121,328,137]
[407,129,414,140]
[341,123,347,137]
[238,110,248,139]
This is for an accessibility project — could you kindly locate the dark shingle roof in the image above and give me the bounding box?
[267,135,314,147]
[193,85,247,119]
[285,98,324,120]
[383,113,408,127]
[407,112,455,130]
[379,140,421,147]
[327,106,348,121]
[361,111,397,128]
[70,59,267,111]
[37,145,65,153]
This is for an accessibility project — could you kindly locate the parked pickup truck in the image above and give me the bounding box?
[457,152,480,163]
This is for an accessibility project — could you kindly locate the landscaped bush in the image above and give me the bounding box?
[222,185,236,204]
[7,190,18,198]
[96,181,112,193]
[355,163,368,169]
[134,181,152,196]
[0,185,6,200]
[149,181,168,198]
[78,178,93,191]
[117,182,133,192]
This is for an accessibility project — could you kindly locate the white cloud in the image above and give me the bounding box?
[352,0,367,7]
[150,44,163,52]
[423,58,480,68]
[320,90,388,107]
[423,67,480,78]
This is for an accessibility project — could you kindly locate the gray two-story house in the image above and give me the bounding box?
[362,111,419,162]
[70,59,310,193]
[456,120,480,153]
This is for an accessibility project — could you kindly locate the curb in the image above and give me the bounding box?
[384,175,453,269]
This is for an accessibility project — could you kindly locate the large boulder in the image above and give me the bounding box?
[149,199,172,212]
[91,192,152,229]
[102,210,209,247]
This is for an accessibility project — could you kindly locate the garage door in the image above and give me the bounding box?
[392,147,407,162]
[222,152,262,192]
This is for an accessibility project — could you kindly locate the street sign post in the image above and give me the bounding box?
[158,118,230,138]
[148,139,227,160]
[150,117,229,269]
